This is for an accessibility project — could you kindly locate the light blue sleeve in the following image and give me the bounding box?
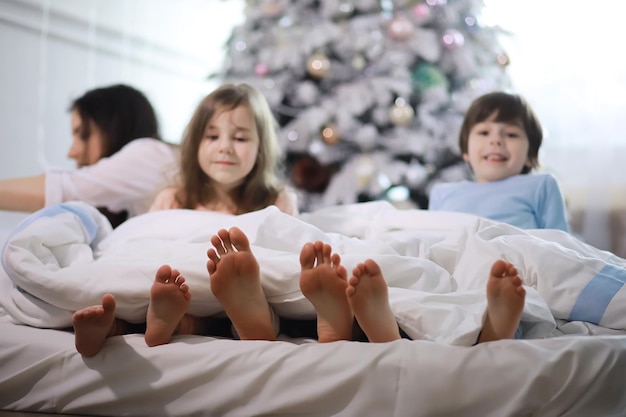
[537,175,570,232]
[428,184,444,210]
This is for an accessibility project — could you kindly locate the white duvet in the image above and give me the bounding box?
[2,200,626,345]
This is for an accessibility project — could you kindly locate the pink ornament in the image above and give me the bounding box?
[387,15,414,41]
[255,63,269,76]
[442,29,465,49]
[413,4,430,19]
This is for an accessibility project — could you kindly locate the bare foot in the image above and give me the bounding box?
[145,264,193,347]
[207,227,276,341]
[478,260,526,343]
[299,241,353,343]
[73,293,119,357]
[347,259,400,343]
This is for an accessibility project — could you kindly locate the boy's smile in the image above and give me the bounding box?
[464,112,531,183]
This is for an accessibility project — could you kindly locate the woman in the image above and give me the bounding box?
[0,84,179,227]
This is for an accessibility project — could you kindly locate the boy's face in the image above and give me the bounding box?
[463,111,531,183]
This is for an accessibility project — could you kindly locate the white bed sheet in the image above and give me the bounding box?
[1,320,626,417]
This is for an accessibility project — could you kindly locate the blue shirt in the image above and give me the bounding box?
[429,174,570,232]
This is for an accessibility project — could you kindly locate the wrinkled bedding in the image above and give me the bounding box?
[3,201,626,342]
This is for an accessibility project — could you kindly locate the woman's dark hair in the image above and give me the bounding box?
[459,92,543,174]
[70,84,162,157]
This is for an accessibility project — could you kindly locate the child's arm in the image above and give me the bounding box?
[0,174,46,212]
[46,139,178,215]
[537,175,570,232]
[274,188,299,216]
[149,187,180,212]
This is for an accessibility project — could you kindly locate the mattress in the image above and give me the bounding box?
[1,318,626,417]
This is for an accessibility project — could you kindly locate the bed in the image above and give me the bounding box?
[1,201,626,417]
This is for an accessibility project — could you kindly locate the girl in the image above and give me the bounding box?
[429,92,569,232]
[0,84,179,227]
[73,83,298,356]
[150,82,297,215]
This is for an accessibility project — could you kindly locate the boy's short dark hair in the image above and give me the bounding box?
[459,92,543,174]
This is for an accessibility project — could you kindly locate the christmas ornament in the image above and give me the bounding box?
[234,41,247,52]
[389,98,415,126]
[413,4,431,20]
[254,62,269,76]
[307,52,331,79]
[291,154,332,192]
[352,53,366,71]
[442,29,464,49]
[321,125,340,145]
[411,62,449,92]
[338,1,355,18]
[286,130,299,142]
[464,15,477,28]
[387,15,414,41]
[496,53,510,68]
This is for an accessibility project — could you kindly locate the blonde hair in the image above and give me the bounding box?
[175,83,284,213]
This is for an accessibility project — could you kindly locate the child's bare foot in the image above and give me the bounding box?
[73,293,119,357]
[207,227,276,341]
[347,260,400,343]
[299,241,353,343]
[145,264,192,347]
[478,260,526,343]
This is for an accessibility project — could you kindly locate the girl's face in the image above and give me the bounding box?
[198,105,260,191]
[464,111,531,182]
[68,110,106,167]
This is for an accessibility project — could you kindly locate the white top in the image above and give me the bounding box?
[45,138,179,218]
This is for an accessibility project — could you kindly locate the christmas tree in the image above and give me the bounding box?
[216,0,510,212]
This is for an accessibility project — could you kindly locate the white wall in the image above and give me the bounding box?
[0,0,244,235]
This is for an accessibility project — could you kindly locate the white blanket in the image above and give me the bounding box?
[2,201,625,345]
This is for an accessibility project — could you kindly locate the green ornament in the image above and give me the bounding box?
[411,63,449,93]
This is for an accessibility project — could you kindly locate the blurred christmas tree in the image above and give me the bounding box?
[216,0,510,212]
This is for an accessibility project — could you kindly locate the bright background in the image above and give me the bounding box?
[1,0,624,251]
[483,0,626,250]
